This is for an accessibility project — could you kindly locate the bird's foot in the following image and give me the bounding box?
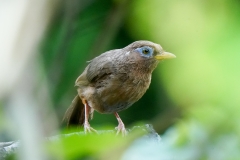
[84,122,98,134]
[115,123,128,136]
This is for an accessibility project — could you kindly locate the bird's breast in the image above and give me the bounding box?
[94,69,152,113]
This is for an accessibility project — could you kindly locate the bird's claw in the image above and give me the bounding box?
[84,122,98,134]
[115,124,128,136]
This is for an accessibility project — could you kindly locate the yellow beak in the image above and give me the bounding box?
[154,52,176,60]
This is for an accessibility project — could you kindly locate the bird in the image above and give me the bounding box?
[64,40,176,135]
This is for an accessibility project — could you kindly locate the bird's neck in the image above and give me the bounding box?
[133,59,158,74]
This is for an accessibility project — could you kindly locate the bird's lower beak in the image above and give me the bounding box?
[154,52,176,60]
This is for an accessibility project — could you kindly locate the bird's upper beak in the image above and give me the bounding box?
[154,52,176,60]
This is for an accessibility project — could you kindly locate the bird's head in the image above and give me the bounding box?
[127,40,176,61]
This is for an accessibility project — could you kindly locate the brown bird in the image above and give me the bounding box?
[64,40,176,135]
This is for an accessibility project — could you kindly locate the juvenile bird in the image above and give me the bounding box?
[64,40,176,135]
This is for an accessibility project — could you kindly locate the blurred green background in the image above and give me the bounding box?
[2,0,240,159]
[41,0,180,130]
[40,0,178,132]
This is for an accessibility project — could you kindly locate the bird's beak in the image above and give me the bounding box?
[154,52,176,60]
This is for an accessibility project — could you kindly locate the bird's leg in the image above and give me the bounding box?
[114,112,128,136]
[82,99,97,134]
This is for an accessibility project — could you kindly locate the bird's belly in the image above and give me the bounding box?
[95,76,151,113]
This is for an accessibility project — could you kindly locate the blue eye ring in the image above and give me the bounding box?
[135,46,154,58]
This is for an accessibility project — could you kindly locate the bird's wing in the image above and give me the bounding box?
[75,49,121,86]
[86,49,122,82]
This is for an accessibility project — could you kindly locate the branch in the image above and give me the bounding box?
[0,124,160,159]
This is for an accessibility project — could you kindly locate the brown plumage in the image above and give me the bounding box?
[64,40,176,135]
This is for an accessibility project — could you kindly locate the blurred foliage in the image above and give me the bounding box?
[2,0,240,159]
[46,128,146,160]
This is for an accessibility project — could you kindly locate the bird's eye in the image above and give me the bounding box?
[142,48,149,54]
[135,46,153,58]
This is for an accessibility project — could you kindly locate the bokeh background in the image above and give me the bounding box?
[1,0,240,159]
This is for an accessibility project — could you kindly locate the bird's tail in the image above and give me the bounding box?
[63,95,85,127]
